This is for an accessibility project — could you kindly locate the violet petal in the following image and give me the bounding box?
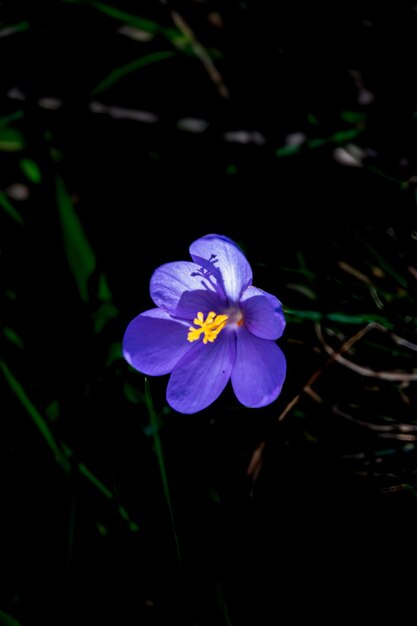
[241,289,286,340]
[150,261,220,314]
[231,328,286,408]
[123,308,191,376]
[190,234,252,303]
[174,288,226,321]
[167,331,236,413]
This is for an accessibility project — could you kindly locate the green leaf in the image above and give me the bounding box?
[0,127,25,151]
[106,341,123,366]
[2,325,24,348]
[56,176,96,302]
[91,51,175,95]
[123,382,145,404]
[93,302,118,333]
[329,128,363,144]
[275,144,302,157]
[93,273,118,333]
[45,400,60,421]
[20,158,42,184]
[340,110,367,124]
[307,137,327,148]
[98,273,112,301]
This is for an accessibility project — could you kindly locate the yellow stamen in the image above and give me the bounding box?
[187,311,228,345]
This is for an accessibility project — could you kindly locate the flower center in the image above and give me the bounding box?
[187,311,229,345]
[225,307,244,327]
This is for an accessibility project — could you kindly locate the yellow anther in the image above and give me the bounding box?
[187,311,228,344]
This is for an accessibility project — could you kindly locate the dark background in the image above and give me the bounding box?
[1,1,417,624]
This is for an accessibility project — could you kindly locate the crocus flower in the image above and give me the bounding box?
[123,234,286,414]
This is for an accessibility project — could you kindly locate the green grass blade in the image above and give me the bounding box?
[144,379,182,565]
[55,176,96,302]
[327,128,363,144]
[20,158,42,184]
[276,127,363,157]
[340,110,367,123]
[0,608,22,626]
[355,235,409,289]
[0,359,71,473]
[93,273,119,334]
[0,21,30,37]
[0,110,24,128]
[326,312,392,326]
[0,191,25,225]
[78,461,113,499]
[3,326,24,348]
[285,308,395,328]
[91,1,180,39]
[0,127,25,151]
[61,443,140,532]
[0,366,139,531]
[62,0,220,56]
[91,51,175,95]
[308,128,363,149]
[217,580,233,626]
[67,487,77,571]
[276,144,302,157]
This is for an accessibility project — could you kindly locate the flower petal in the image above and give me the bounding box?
[241,285,284,310]
[174,289,226,320]
[190,234,252,303]
[167,331,236,414]
[123,308,191,376]
[240,287,286,339]
[150,261,221,314]
[231,328,286,408]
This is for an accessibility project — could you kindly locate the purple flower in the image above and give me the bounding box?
[123,234,286,414]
